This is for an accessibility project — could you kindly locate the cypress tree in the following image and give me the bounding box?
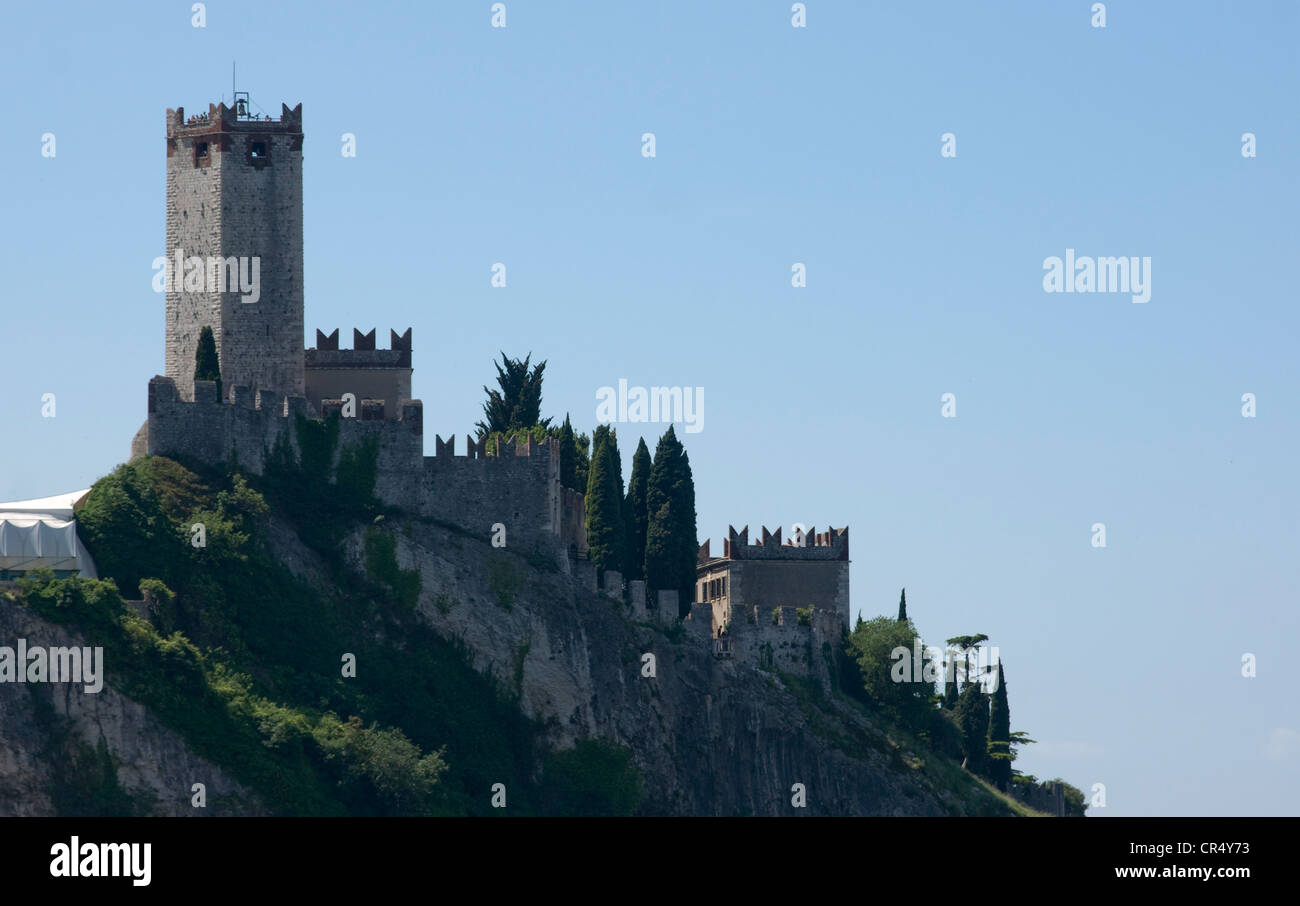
[194,325,222,402]
[942,651,960,710]
[987,662,1012,790]
[644,426,697,617]
[896,588,907,622]
[557,414,579,492]
[573,430,590,492]
[954,682,990,777]
[585,428,625,574]
[623,438,652,580]
[593,425,624,502]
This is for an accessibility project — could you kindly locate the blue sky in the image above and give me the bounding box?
[2,1,1297,816]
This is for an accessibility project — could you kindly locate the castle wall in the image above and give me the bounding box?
[144,376,422,508]
[338,405,423,504]
[146,377,292,474]
[691,601,841,691]
[420,435,568,557]
[144,392,583,565]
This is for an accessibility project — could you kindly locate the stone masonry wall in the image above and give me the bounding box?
[144,380,579,560]
[688,601,841,692]
[165,103,305,401]
[421,435,571,559]
[145,376,422,507]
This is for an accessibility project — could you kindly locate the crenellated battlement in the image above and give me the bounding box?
[143,375,422,496]
[699,524,849,563]
[431,433,553,459]
[420,433,586,559]
[166,102,303,139]
[307,328,412,368]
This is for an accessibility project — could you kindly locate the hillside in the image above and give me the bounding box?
[0,456,1037,816]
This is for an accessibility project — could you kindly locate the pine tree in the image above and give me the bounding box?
[585,427,625,574]
[644,426,697,616]
[194,325,222,402]
[475,352,551,437]
[987,662,1012,790]
[947,633,989,684]
[623,438,652,581]
[896,588,907,622]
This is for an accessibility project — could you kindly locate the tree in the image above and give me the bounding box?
[954,681,990,777]
[947,633,989,684]
[966,633,989,681]
[844,616,931,727]
[896,588,907,622]
[942,647,961,709]
[1009,730,1036,760]
[593,425,624,502]
[557,415,587,493]
[475,352,551,437]
[572,430,590,492]
[643,426,697,616]
[623,438,652,580]
[987,662,1012,790]
[585,427,625,574]
[194,325,222,402]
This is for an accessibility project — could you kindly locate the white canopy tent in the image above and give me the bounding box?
[0,489,99,578]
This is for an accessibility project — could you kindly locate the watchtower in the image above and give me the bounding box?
[163,99,305,401]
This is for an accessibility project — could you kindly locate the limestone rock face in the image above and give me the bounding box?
[0,600,264,817]
[338,517,998,816]
[0,511,1008,816]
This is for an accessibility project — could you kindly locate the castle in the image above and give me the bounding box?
[129,98,851,681]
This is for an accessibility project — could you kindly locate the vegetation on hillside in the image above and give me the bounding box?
[28,450,643,816]
[840,593,1085,814]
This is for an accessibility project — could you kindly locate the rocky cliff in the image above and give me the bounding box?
[0,456,1028,816]
[0,598,263,817]
[333,515,1020,816]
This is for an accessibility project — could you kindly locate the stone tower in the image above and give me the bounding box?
[164,100,305,401]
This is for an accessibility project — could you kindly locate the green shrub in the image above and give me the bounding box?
[488,554,522,609]
[542,739,644,816]
[364,527,421,610]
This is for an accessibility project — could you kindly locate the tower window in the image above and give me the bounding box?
[194,141,209,167]
[246,139,272,167]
